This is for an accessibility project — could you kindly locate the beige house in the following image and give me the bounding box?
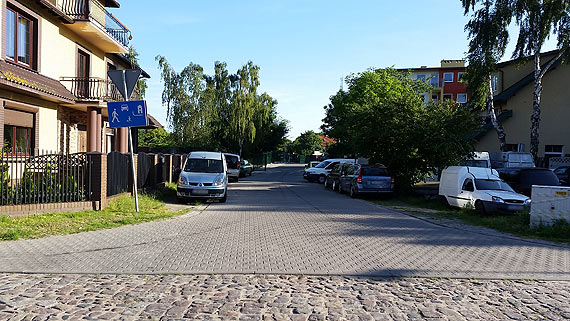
[0,0,154,156]
[476,50,570,162]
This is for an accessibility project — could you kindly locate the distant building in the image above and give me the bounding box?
[476,50,570,161]
[399,60,467,104]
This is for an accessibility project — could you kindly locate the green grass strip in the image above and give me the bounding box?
[373,195,570,244]
[0,185,187,241]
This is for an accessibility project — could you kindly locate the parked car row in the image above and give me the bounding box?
[325,163,394,198]
[304,159,394,198]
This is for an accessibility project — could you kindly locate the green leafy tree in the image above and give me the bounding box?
[291,130,323,157]
[127,46,148,98]
[510,0,570,161]
[462,0,512,151]
[230,62,260,155]
[138,128,172,148]
[156,57,288,154]
[322,69,478,189]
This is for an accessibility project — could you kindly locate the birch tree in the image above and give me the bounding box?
[510,0,570,161]
[230,61,260,155]
[462,0,511,151]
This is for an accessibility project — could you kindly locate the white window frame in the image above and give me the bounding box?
[545,145,564,157]
[443,72,454,83]
[457,93,467,103]
[457,72,465,82]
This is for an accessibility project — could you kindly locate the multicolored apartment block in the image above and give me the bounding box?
[400,59,467,104]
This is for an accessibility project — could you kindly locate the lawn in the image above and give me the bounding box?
[372,195,570,244]
[0,184,188,241]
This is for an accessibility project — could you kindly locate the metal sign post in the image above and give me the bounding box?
[107,69,145,212]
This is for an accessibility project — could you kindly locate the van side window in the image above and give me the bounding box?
[462,178,474,192]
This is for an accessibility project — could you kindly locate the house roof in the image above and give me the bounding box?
[0,60,75,103]
[494,53,562,104]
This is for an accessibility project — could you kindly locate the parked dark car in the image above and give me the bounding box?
[553,166,570,186]
[239,159,253,177]
[324,163,351,191]
[496,167,560,196]
[339,164,394,198]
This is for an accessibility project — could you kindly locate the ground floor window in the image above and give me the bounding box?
[545,145,564,157]
[505,143,525,152]
[4,125,32,155]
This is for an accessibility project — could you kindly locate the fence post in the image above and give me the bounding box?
[87,152,107,210]
[166,154,173,183]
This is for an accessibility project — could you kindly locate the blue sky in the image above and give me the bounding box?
[112,0,557,139]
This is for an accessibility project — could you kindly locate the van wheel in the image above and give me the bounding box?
[318,175,326,184]
[475,200,486,216]
[439,196,450,207]
[332,181,337,192]
[324,179,329,189]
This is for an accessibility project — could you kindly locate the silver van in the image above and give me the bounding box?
[177,151,228,203]
[223,153,240,182]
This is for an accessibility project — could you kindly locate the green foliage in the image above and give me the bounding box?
[155,57,288,156]
[290,130,323,157]
[127,46,148,98]
[138,128,172,148]
[321,68,479,189]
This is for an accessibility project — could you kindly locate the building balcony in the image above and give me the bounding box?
[49,0,130,53]
[60,77,139,102]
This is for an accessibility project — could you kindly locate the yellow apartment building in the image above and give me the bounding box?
[476,50,570,163]
[0,0,153,156]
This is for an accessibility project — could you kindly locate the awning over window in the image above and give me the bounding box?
[4,108,34,127]
[0,61,75,103]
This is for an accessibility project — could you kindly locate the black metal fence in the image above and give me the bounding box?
[107,151,131,197]
[0,149,88,205]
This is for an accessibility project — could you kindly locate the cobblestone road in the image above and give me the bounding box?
[0,164,569,279]
[1,273,570,321]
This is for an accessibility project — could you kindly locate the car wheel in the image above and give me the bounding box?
[219,191,227,203]
[177,196,185,204]
[318,175,326,184]
[324,179,330,189]
[350,185,358,198]
[332,181,337,192]
[475,200,486,216]
[235,177,239,183]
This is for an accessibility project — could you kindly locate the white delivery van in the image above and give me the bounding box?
[490,152,535,168]
[439,166,530,214]
[303,158,356,183]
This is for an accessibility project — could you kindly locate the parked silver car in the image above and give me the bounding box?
[224,153,240,182]
[177,151,228,203]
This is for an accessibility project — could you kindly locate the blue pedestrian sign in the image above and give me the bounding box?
[107,100,148,128]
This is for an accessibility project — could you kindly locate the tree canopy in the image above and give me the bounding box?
[290,131,323,157]
[155,57,289,157]
[321,69,479,188]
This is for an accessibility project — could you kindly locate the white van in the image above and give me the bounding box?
[303,158,356,184]
[177,151,228,203]
[439,166,530,214]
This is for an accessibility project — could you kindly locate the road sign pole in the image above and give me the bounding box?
[123,70,139,212]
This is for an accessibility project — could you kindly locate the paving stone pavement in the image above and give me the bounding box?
[0,164,569,279]
[1,273,570,320]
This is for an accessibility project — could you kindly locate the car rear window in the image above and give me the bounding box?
[225,155,239,169]
[361,167,389,176]
[520,170,559,186]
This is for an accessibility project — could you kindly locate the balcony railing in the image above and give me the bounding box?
[60,77,140,101]
[56,0,130,48]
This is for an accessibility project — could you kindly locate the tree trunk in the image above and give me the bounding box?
[487,76,506,151]
[530,51,542,163]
